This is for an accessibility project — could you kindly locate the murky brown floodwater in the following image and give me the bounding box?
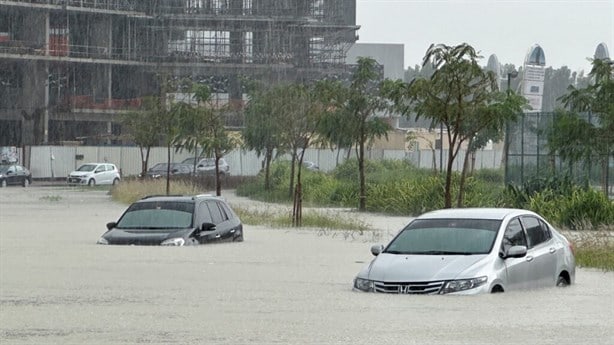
[1,186,613,345]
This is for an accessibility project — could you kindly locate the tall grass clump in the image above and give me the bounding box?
[502,176,614,229]
[571,231,614,271]
[111,178,203,204]
[236,158,505,215]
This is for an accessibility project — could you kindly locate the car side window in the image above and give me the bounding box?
[95,165,104,173]
[218,202,234,220]
[539,220,552,241]
[196,201,213,225]
[502,218,527,253]
[207,201,224,224]
[521,216,551,247]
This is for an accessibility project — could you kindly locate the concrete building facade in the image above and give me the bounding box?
[0,0,358,146]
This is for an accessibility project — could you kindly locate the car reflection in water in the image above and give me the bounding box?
[354,208,576,294]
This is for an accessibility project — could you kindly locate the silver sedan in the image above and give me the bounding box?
[354,208,576,294]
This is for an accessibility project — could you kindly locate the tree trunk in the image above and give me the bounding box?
[214,152,222,196]
[289,148,297,198]
[457,146,472,207]
[292,150,305,227]
[264,148,273,190]
[165,143,171,195]
[358,133,366,212]
[444,146,455,208]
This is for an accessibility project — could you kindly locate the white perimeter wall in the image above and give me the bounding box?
[19,146,503,179]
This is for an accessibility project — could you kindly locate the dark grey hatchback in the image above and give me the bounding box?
[97,194,243,245]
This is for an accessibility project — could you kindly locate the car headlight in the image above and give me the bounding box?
[440,276,488,294]
[354,277,374,292]
[97,237,109,245]
[161,238,185,246]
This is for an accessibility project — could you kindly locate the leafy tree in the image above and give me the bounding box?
[323,57,391,212]
[551,58,614,194]
[243,83,289,190]
[276,82,336,225]
[120,96,165,178]
[174,83,236,196]
[456,91,527,206]
[386,43,521,208]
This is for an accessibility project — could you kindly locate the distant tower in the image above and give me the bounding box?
[521,44,546,112]
[594,42,610,60]
[485,54,503,90]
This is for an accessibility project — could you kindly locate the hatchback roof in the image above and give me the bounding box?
[417,208,535,220]
[137,194,220,203]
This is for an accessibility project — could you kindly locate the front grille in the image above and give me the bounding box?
[374,280,445,294]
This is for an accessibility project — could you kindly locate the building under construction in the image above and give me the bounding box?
[0,0,358,146]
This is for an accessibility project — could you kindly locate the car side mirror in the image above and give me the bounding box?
[370,244,384,256]
[201,222,216,231]
[106,222,117,230]
[504,245,527,259]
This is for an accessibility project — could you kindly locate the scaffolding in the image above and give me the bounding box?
[0,0,358,145]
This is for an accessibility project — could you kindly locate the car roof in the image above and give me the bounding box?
[136,194,224,203]
[416,208,537,220]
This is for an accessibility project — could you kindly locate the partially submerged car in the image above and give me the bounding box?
[97,194,243,245]
[353,208,575,294]
[67,163,120,186]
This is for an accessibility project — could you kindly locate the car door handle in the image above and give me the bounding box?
[230,229,235,233]
[215,234,221,238]
[525,255,534,262]
[549,247,556,254]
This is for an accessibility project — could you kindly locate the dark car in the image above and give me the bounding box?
[143,163,194,179]
[97,194,244,245]
[0,164,32,187]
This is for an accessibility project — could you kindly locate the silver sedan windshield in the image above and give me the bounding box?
[385,219,501,255]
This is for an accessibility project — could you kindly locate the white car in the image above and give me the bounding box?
[354,208,576,294]
[67,163,121,186]
[194,157,230,176]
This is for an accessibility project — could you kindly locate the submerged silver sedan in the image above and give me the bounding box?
[354,208,575,294]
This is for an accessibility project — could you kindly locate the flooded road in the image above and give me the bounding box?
[1,186,613,344]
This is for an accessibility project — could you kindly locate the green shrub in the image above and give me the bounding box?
[473,169,504,184]
[560,188,614,229]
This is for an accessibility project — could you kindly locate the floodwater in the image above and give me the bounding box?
[1,186,613,345]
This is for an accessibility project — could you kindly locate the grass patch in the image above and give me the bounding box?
[40,195,62,202]
[570,231,614,271]
[231,205,370,232]
[110,179,206,204]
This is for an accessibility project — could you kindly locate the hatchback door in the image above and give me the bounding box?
[208,200,239,241]
[194,201,224,243]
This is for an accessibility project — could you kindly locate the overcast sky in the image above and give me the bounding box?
[355,0,614,73]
